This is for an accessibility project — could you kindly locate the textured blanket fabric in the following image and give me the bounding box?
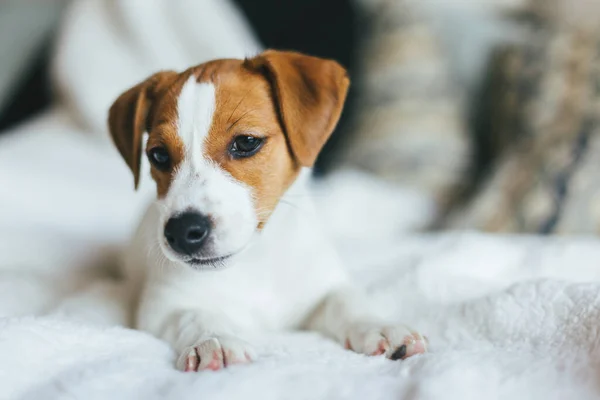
[3,223,600,399]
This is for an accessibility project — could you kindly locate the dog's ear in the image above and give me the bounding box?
[245,50,350,167]
[108,71,178,189]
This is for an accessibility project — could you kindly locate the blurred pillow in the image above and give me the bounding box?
[445,0,600,234]
[333,0,471,215]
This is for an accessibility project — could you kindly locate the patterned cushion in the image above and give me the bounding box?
[446,1,600,233]
[336,0,471,211]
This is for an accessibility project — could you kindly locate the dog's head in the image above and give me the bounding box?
[108,50,349,269]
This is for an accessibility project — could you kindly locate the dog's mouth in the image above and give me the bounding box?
[185,253,235,269]
[181,235,255,270]
[158,226,255,271]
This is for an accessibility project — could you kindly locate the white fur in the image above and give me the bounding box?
[124,82,427,371]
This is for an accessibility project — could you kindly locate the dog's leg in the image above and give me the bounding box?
[147,308,256,372]
[305,287,427,360]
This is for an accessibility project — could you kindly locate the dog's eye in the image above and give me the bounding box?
[229,136,264,158]
[148,147,171,170]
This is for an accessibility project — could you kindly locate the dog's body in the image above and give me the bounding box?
[125,171,354,368]
[110,51,426,371]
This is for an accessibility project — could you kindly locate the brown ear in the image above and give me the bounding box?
[245,50,350,167]
[108,71,178,189]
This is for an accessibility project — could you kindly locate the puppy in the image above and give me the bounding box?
[108,50,427,372]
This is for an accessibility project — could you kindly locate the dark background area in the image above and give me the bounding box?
[0,0,366,174]
[0,38,53,133]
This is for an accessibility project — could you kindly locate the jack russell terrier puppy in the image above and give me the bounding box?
[108,50,427,372]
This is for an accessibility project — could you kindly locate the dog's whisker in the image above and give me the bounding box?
[278,199,300,210]
[281,192,324,199]
[226,82,262,125]
[254,208,272,218]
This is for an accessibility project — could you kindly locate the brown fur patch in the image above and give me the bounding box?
[198,61,300,225]
[144,73,189,197]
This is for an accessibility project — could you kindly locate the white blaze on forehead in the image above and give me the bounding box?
[176,76,216,161]
[160,75,257,260]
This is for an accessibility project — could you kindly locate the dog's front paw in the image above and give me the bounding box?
[344,323,427,360]
[177,336,256,372]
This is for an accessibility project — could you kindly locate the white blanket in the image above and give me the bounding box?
[1,1,600,399]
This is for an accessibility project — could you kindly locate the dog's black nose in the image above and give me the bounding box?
[164,212,211,255]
